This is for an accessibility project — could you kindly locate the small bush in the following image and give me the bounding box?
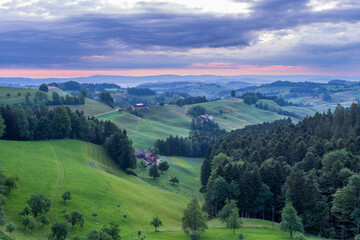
[125,169,137,176]
[189,230,201,240]
[295,233,306,240]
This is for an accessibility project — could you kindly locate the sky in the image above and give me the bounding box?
[0,0,360,78]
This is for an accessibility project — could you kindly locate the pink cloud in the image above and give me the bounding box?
[0,65,358,78]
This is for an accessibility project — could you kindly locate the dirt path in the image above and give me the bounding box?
[93,110,117,117]
[134,116,144,131]
[48,143,65,222]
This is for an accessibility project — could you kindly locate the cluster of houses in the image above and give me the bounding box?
[135,149,161,165]
[198,114,215,122]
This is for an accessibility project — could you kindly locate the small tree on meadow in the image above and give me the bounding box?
[149,164,160,179]
[39,84,49,92]
[226,209,241,234]
[65,210,84,229]
[101,222,121,240]
[27,193,51,217]
[88,229,112,240]
[238,232,246,240]
[182,197,208,238]
[280,202,304,238]
[231,90,235,98]
[62,190,72,204]
[21,214,32,230]
[28,218,36,233]
[49,222,68,240]
[150,215,163,232]
[6,223,15,238]
[40,215,50,227]
[218,199,237,223]
[170,177,179,185]
[158,161,169,173]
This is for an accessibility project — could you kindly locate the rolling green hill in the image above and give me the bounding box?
[0,140,324,240]
[98,98,291,149]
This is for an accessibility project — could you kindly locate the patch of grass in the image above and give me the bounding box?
[60,98,114,116]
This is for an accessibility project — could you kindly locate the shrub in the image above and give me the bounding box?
[125,169,137,176]
[295,233,306,240]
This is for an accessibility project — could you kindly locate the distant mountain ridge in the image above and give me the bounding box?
[0,74,359,87]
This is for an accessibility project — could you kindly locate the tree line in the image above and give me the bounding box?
[154,128,226,158]
[0,105,135,170]
[201,103,360,239]
[176,96,208,106]
[240,92,300,107]
[127,87,156,96]
[49,81,122,99]
[255,101,301,119]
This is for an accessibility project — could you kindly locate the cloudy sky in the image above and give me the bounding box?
[0,0,359,78]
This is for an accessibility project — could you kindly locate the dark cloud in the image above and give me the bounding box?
[0,0,360,69]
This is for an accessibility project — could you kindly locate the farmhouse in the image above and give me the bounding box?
[132,103,148,110]
[198,114,215,122]
[135,149,161,165]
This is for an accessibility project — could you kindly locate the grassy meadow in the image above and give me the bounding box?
[134,156,203,200]
[0,86,40,105]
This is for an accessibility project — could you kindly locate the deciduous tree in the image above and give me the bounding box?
[150,215,163,232]
[280,202,304,238]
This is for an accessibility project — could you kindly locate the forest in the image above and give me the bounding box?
[0,105,135,170]
[201,103,360,239]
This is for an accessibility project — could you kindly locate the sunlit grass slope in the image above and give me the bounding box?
[64,98,114,116]
[98,104,191,149]
[0,140,189,239]
[134,156,203,200]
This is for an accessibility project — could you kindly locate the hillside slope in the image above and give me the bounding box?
[98,98,289,149]
[0,140,324,240]
[0,140,189,239]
